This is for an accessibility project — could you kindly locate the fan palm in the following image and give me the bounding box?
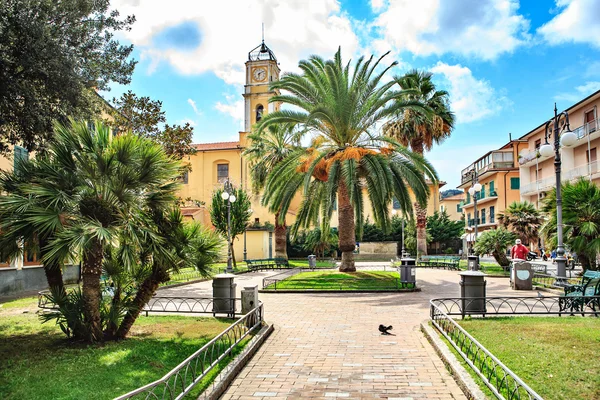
[541,178,600,271]
[498,201,543,247]
[0,120,182,342]
[383,69,455,256]
[243,123,302,259]
[256,48,437,271]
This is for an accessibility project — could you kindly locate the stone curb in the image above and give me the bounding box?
[200,323,274,400]
[258,288,421,294]
[420,321,487,400]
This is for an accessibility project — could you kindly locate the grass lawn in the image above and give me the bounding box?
[265,270,413,290]
[458,317,600,400]
[458,260,509,276]
[0,305,248,400]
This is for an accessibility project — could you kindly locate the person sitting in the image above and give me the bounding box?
[510,239,529,261]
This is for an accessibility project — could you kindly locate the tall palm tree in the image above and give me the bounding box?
[0,120,182,342]
[498,201,543,248]
[383,69,455,256]
[256,49,437,272]
[542,178,600,271]
[243,123,302,259]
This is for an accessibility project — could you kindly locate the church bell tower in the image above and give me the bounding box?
[243,40,280,133]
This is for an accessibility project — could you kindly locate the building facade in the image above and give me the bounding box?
[518,90,600,207]
[457,139,528,246]
[439,193,465,222]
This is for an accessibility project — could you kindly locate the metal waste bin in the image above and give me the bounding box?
[212,273,236,316]
[511,261,533,290]
[399,257,416,286]
[459,271,486,315]
[467,255,480,271]
[308,254,317,269]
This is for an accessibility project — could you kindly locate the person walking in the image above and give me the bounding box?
[510,239,529,261]
[551,249,557,263]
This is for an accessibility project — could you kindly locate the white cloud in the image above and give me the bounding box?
[372,0,530,60]
[555,81,600,102]
[430,62,509,123]
[215,94,244,130]
[179,118,197,127]
[370,0,386,12]
[111,0,359,85]
[538,0,600,48]
[187,98,201,116]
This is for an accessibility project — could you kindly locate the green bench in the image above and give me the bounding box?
[416,256,460,270]
[559,270,600,315]
[246,258,290,271]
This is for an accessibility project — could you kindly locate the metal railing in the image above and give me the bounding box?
[143,297,242,318]
[263,278,415,291]
[430,298,544,400]
[261,268,313,289]
[115,302,264,400]
[531,273,579,289]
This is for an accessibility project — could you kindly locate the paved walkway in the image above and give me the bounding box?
[163,268,527,399]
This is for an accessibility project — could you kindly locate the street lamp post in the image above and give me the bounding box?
[467,171,482,253]
[243,208,253,261]
[539,104,577,283]
[221,179,237,273]
[392,209,406,257]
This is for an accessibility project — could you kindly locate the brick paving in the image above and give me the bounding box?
[167,267,527,399]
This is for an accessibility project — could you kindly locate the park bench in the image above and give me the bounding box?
[559,270,600,315]
[416,256,460,270]
[246,257,290,271]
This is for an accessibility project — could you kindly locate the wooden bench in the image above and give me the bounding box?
[559,270,600,315]
[246,258,290,271]
[416,256,460,270]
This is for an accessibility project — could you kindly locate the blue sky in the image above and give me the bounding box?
[105,0,600,189]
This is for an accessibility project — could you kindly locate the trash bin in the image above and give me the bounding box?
[467,255,480,271]
[308,254,317,269]
[212,273,236,316]
[511,261,533,290]
[459,271,486,315]
[399,257,416,287]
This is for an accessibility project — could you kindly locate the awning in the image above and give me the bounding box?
[462,232,483,241]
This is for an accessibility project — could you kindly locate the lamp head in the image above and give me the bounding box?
[229,194,237,203]
[221,191,230,200]
[539,143,554,157]
[560,130,577,147]
[468,187,475,195]
[473,182,482,192]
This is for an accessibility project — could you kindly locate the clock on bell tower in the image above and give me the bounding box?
[243,40,281,132]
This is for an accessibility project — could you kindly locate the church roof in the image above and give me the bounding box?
[248,41,277,62]
[193,141,240,151]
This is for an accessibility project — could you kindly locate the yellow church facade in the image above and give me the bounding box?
[179,41,443,261]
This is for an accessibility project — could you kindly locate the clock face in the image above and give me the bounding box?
[253,68,267,82]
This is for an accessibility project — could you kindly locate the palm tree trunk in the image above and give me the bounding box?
[82,239,104,342]
[338,181,356,272]
[39,236,66,297]
[274,211,288,259]
[230,241,237,268]
[411,138,428,257]
[116,267,169,339]
[493,249,510,268]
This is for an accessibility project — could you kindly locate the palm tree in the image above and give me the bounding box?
[498,201,543,248]
[0,120,182,342]
[243,123,302,259]
[474,228,515,268]
[542,178,600,271]
[256,49,437,272]
[383,69,455,256]
[303,227,338,259]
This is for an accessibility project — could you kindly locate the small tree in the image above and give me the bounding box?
[303,227,339,259]
[498,201,542,248]
[210,187,252,267]
[426,210,464,252]
[474,228,516,268]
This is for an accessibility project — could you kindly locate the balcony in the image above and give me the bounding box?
[573,119,597,140]
[461,151,515,185]
[462,189,499,207]
[520,161,599,196]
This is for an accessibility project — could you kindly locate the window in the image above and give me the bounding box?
[217,164,229,182]
[456,203,462,213]
[466,192,471,203]
[489,181,495,195]
[585,110,596,133]
[440,205,445,212]
[182,171,189,184]
[586,147,597,163]
[467,213,471,226]
[392,197,401,210]
[13,145,28,171]
[481,208,486,224]
[256,104,264,122]
[534,139,541,149]
[490,206,495,223]
[510,177,520,189]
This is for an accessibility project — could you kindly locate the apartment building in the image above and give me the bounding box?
[439,193,465,222]
[518,90,600,206]
[457,139,528,244]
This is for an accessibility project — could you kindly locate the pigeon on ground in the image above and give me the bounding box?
[537,291,544,298]
[378,324,394,335]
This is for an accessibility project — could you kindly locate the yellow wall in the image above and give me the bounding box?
[0,153,12,172]
[440,197,464,221]
[232,229,271,261]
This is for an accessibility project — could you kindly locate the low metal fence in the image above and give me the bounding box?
[143,297,242,318]
[115,302,264,400]
[261,268,310,289]
[263,277,415,291]
[430,299,544,400]
[532,273,579,289]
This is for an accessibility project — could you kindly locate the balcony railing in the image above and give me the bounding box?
[519,119,598,166]
[460,151,515,184]
[520,161,599,195]
[463,189,498,205]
